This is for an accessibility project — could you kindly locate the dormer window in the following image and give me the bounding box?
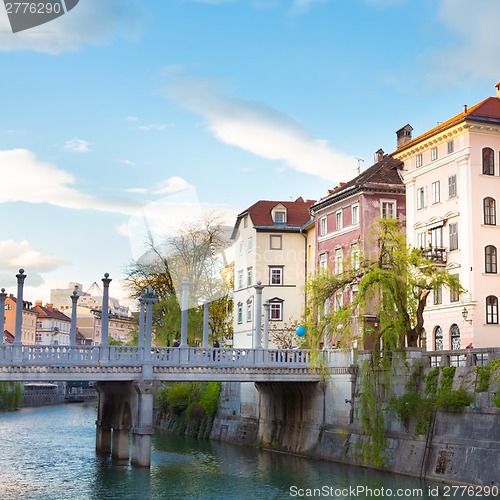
[272,204,287,224]
[274,211,286,223]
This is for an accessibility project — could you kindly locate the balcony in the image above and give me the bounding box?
[421,246,447,264]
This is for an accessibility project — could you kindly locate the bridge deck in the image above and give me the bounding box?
[0,345,356,382]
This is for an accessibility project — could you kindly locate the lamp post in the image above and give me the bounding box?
[100,273,111,347]
[0,288,6,345]
[138,294,145,349]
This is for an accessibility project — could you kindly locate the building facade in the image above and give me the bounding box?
[231,197,315,348]
[4,295,37,344]
[393,84,500,349]
[309,152,406,348]
[32,302,71,345]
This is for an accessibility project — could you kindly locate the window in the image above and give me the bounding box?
[484,197,496,225]
[239,242,244,255]
[450,324,460,350]
[270,234,282,250]
[307,244,312,262]
[352,204,359,225]
[351,243,360,270]
[243,216,248,228]
[432,181,440,204]
[238,270,243,289]
[247,237,253,252]
[486,295,499,324]
[431,226,443,248]
[320,217,327,236]
[334,248,343,275]
[450,274,460,302]
[269,266,283,285]
[447,140,454,154]
[319,253,327,271]
[247,267,253,287]
[434,326,443,351]
[482,147,495,175]
[417,231,426,249]
[237,303,243,324]
[434,284,442,305]
[416,154,423,167]
[274,210,286,224]
[269,299,283,321]
[485,245,497,274]
[381,200,396,219]
[246,299,252,322]
[417,187,426,210]
[449,223,458,251]
[431,147,438,161]
[448,175,457,198]
[334,292,343,312]
[336,210,343,231]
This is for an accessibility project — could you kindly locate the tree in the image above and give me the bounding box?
[123,213,233,346]
[269,317,300,349]
[305,218,462,350]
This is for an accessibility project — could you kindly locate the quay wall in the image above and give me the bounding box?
[210,351,500,487]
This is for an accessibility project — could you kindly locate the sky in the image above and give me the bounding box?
[0,0,499,309]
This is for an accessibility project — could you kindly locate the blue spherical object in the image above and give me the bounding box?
[295,325,306,337]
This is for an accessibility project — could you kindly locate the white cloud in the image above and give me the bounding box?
[118,159,137,167]
[0,240,67,288]
[63,137,91,153]
[166,75,353,182]
[153,177,194,195]
[0,0,144,54]
[136,123,172,132]
[0,149,145,215]
[426,0,500,85]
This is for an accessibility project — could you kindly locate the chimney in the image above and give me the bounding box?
[35,301,42,307]
[396,124,413,148]
[375,148,384,163]
[496,81,500,98]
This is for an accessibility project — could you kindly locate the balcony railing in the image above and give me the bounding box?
[421,246,447,263]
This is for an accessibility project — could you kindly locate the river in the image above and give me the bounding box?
[0,404,491,499]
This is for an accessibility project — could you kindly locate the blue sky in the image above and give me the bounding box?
[0,0,499,306]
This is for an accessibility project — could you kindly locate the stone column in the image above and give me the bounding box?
[94,382,112,455]
[100,273,111,361]
[254,282,264,349]
[112,427,130,460]
[131,382,155,467]
[180,278,189,347]
[202,300,210,348]
[70,289,79,346]
[142,287,157,379]
[0,288,6,345]
[14,269,26,346]
[263,301,270,350]
[138,294,145,350]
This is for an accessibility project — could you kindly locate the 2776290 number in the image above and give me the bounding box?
[443,485,499,497]
[5,2,61,14]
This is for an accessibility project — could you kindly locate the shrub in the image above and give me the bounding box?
[425,367,440,397]
[436,387,472,412]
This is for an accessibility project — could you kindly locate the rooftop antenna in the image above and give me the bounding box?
[354,157,364,175]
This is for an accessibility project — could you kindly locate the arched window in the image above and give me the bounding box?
[450,324,460,350]
[420,328,427,349]
[485,245,497,273]
[483,147,495,175]
[486,296,499,324]
[434,326,443,351]
[484,197,497,225]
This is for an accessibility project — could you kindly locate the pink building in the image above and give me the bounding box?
[310,152,406,347]
[393,83,500,349]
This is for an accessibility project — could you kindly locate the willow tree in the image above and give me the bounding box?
[305,218,462,350]
[124,213,233,346]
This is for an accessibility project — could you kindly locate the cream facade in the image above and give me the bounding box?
[394,88,500,349]
[231,199,315,348]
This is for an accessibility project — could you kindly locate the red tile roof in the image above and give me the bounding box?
[32,304,71,322]
[395,96,500,153]
[238,197,315,228]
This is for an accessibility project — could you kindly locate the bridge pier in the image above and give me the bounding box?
[94,380,156,467]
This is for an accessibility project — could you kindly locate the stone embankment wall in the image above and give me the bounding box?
[210,350,500,487]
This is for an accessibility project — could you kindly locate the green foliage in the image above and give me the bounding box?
[425,367,440,397]
[156,381,222,439]
[304,217,464,351]
[0,382,22,410]
[388,392,433,435]
[436,387,472,412]
[476,365,491,393]
[439,366,456,393]
[492,392,500,408]
[359,360,387,467]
